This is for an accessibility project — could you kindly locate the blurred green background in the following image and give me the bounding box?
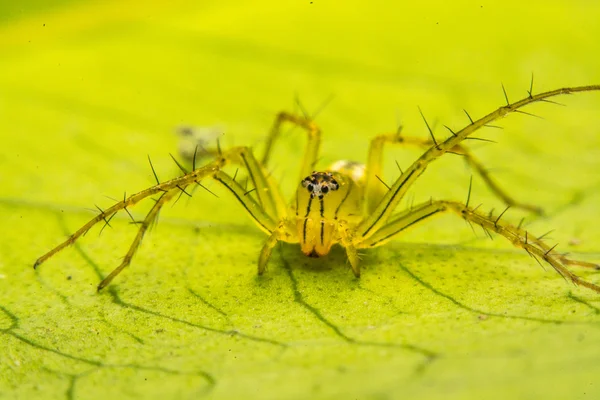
[1,1,600,399]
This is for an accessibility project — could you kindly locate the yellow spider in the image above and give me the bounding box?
[35,84,600,293]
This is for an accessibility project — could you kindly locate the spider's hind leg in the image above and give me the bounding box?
[355,199,600,293]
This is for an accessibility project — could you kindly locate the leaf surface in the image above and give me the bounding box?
[1,1,600,399]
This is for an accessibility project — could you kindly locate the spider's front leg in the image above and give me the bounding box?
[357,85,600,242]
[344,85,600,288]
[352,199,600,292]
[34,147,281,290]
[364,133,544,215]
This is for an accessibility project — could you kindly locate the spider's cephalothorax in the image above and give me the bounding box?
[34,85,600,293]
[296,168,361,258]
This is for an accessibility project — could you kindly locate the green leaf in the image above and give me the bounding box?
[2,1,600,399]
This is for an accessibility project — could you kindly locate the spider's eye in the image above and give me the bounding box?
[307,184,314,191]
[321,186,329,194]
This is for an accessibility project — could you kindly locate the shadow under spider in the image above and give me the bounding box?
[272,244,439,376]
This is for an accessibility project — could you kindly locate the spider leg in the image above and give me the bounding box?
[97,189,178,291]
[34,147,279,288]
[177,114,318,219]
[353,200,600,293]
[178,141,287,219]
[232,147,287,219]
[364,133,543,215]
[261,111,321,180]
[258,222,298,275]
[357,85,600,241]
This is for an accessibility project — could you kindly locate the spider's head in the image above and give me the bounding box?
[301,171,340,199]
[296,170,360,259]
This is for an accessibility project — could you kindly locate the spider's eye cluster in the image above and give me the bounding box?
[301,171,339,199]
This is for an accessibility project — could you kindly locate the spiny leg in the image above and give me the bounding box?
[223,146,287,220]
[34,147,279,288]
[34,161,224,269]
[261,111,321,181]
[177,133,288,219]
[357,85,600,241]
[355,199,600,293]
[177,111,320,217]
[97,189,178,291]
[212,169,277,234]
[98,168,280,290]
[364,133,543,215]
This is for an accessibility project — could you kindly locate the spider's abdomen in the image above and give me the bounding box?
[294,162,364,257]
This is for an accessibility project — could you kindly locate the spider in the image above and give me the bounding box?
[34,84,600,293]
